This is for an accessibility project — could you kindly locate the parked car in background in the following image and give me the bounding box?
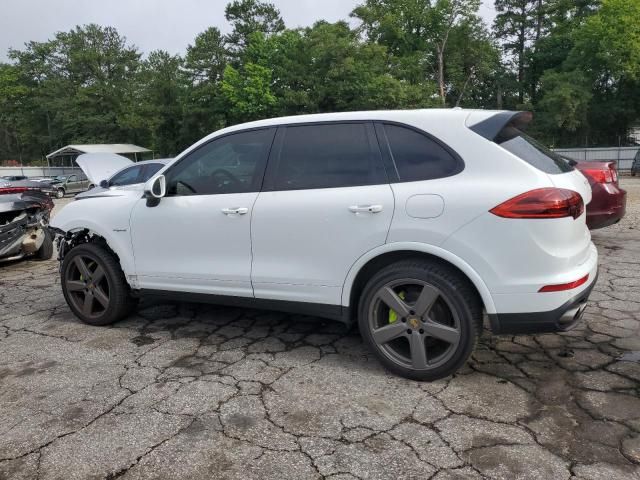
[0,184,54,262]
[632,149,640,176]
[51,109,598,381]
[76,157,170,199]
[1,175,28,182]
[575,161,626,229]
[48,174,91,198]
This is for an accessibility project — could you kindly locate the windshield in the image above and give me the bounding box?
[496,127,574,174]
[54,175,67,181]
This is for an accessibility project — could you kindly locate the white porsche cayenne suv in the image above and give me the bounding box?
[51,109,598,380]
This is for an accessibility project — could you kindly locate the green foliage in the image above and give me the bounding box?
[569,0,640,80]
[225,0,285,52]
[0,0,637,162]
[532,70,592,144]
[221,63,276,123]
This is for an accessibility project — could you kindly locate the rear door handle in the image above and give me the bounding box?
[349,204,383,214]
[221,207,249,216]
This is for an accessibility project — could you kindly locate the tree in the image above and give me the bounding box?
[431,0,482,105]
[181,27,228,145]
[221,63,277,123]
[352,0,491,105]
[8,24,141,156]
[225,0,285,53]
[445,20,502,107]
[137,51,184,156]
[532,70,592,145]
[0,63,29,161]
[493,0,548,103]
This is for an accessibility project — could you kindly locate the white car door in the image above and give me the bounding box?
[129,128,276,296]
[251,122,394,306]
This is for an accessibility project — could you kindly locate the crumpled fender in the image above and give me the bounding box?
[50,194,140,277]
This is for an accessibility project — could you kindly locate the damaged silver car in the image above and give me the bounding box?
[0,184,54,262]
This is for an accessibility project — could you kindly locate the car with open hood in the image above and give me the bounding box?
[75,155,170,199]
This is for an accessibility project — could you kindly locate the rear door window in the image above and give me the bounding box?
[267,123,386,191]
[496,128,573,174]
[382,124,463,182]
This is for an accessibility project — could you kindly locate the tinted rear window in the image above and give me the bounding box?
[383,124,462,182]
[271,123,386,190]
[496,127,573,174]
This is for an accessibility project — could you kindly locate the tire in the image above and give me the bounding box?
[61,243,135,326]
[56,188,65,199]
[35,229,54,260]
[358,259,482,381]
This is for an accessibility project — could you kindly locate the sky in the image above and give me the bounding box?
[0,0,497,61]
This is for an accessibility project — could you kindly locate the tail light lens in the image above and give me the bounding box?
[581,163,617,184]
[490,188,584,220]
[0,187,38,195]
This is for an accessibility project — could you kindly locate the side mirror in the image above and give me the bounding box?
[144,175,166,207]
[99,179,109,189]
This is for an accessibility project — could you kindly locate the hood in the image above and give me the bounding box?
[76,153,133,185]
[74,187,144,201]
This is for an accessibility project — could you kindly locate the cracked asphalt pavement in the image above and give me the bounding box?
[1,178,640,480]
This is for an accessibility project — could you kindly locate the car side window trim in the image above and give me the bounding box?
[163,126,277,197]
[375,121,465,183]
[373,123,401,183]
[261,121,388,192]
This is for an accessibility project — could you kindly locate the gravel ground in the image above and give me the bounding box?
[0,179,639,479]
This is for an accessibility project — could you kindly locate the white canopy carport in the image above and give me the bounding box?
[46,144,152,167]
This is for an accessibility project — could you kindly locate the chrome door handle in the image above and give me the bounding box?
[221,207,249,216]
[349,204,383,214]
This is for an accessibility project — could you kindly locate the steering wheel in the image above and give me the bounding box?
[210,168,242,188]
[176,180,196,194]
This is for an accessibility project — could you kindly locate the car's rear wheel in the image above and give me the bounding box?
[56,188,65,198]
[61,243,135,326]
[358,259,482,381]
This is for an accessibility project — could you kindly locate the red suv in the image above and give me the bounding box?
[575,161,626,229]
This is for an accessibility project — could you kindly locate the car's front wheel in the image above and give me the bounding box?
[358,259,482,381]
[56,188,65,198]
[61,243,135,325]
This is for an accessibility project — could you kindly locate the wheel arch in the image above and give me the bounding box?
[56,221,135,280]
[342,242,496,317]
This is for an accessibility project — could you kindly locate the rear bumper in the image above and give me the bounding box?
[587,184,626,230]
[489,269,598,334]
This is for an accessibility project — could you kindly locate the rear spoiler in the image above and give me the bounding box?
[469,111,533,142]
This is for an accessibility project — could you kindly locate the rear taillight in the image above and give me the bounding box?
[582,168,612,183]
[581,164,617,184]
[490,188,584,220]
[539,274,589,292]
[0,187,37,195]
